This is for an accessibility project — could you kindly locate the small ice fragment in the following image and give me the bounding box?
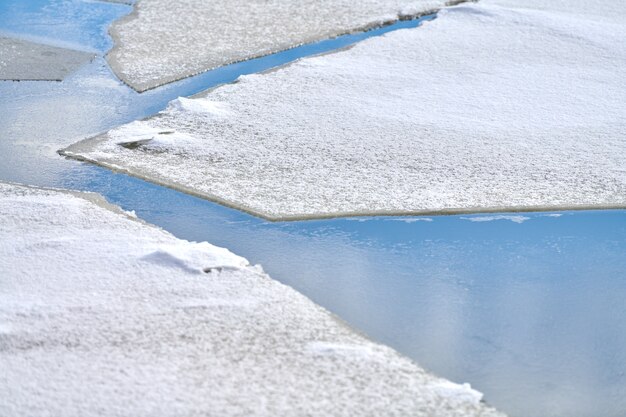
[141,241,248,274]
[168,97,232,117]
[431,380,483,404]
[461,215,530,224]
[388,217,434,223]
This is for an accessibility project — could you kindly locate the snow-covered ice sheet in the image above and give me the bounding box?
[0,36,93,81]
[64,1,626,220]
[486,0,626,24]
[106,0,455,91]
[0,181,503,416]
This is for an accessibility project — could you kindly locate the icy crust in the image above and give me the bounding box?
[0,36,93,81]
[107,0,453,91]
[65,2,626,220]
[486,0,626,25]
[0,182,502,417]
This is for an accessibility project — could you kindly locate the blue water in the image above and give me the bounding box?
[1,2,625,417]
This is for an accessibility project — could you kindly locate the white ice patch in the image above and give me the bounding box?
[142,241,249,274]
[144,131,205,152]
[124,209,137,218]
[387,217,434,223]
[167,97,232,117]
[109,120,203,153]
[431,381,483,405]
[461,215,531,224]
[109,120,163,143]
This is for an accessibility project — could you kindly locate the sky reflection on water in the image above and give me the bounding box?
[62,165,626,417]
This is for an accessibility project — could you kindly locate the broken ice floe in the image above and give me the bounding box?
[0,181,503,416]
[106,0,453,91]
[64,1,626,220]
[0,36,93,81]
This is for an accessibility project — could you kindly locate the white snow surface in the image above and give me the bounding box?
[106,0,454,91]
[486,0,626,24]
[65,1,626,220]
[0,182,502,416]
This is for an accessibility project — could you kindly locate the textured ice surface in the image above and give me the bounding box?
[0,182,503,417]
[65,1,626,220]
[0,36,93,81]
[486,0,626,24]
[107,0,453,91]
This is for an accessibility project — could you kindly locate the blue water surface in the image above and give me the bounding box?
[1,1,625,417]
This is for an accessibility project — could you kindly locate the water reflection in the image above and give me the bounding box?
[65,166,626,417]
[1,1,625,416]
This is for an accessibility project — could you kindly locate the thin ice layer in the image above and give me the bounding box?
[65,2,626,220]
[0,182,502,417]
[0,36,93,81]
[107,0,452,91]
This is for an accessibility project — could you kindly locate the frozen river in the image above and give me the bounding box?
[1,1,625,416]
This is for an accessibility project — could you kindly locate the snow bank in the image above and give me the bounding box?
[106,0,453,91]
[65,1,626,220]
[0,36,93,81]
[0,182,502,416]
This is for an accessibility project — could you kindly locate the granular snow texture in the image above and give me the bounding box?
[0,36,93,81]
[64,1,626,220]
[106,0,453,91]
[0,182,503,417]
